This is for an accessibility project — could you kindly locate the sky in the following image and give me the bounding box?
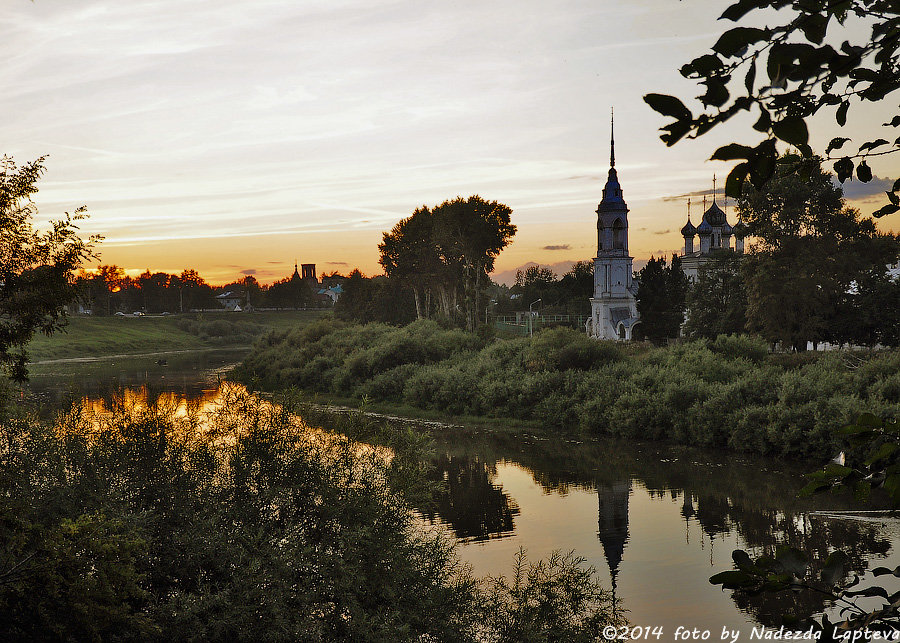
[4,0,899,285]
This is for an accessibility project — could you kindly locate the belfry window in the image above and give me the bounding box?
[613,219,625,250]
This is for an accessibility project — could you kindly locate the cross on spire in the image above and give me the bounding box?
[712,174,717,203]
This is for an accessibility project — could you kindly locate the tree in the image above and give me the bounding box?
[636,255,689,342]
[265,273,314,309]
[557,261,594,316]
[430,196,516,332]
[835,267,900,346]
[644,0,900,214]
[179,268,216,311]
[683,251,748,340]
[735,155,899,348]
[743,240,834,349]
[334,269,416,325]
[512,265,557,313]
[0,157,97,381]
[379,208,444,320]
[379,195,516,330]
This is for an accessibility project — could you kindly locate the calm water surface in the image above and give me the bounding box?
[26,349,900,636]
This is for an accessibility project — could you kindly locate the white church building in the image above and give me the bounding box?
[586,118,640,340]
[679,190,747,282]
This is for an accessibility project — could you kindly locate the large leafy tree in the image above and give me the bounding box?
[736,155,898,348]
[0,156,97,380]
[379,207,446,320]
[644,0,900,214]
[432,196,516,332]
[513,264,557,313]
[636,255,689,342]
[379,195,516,331]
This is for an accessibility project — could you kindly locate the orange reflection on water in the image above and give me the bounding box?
[73,381,386,463]
[78,384,225,420]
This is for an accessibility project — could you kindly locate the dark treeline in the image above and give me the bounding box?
[334,262,594,328]
[74,266,344,314]
[236,319,900,460]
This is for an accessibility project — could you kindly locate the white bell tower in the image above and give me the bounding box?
[587,111,639,340]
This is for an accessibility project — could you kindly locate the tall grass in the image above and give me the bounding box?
[236,319,900,460]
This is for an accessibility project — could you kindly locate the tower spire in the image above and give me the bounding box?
[712,174,717,203]
[687,197,692,221]
[610,107,615,168]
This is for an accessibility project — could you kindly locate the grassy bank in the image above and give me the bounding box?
[235,318,900,460]
[27,310,327,362]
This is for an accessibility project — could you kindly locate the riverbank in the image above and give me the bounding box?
[26,310,327,362]
[235,318,900,460]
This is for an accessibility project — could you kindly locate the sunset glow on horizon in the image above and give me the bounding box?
[5,0,899,286]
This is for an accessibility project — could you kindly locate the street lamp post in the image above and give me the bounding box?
[529,298,541,338]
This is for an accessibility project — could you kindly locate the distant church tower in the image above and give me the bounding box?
[587,112,639,340]
[679,177,747,282]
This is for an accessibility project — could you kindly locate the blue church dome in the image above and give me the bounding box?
[704,200,727,226]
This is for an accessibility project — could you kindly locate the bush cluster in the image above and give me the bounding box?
[0,388,622,641]
[236,320,900,460]
[174,317,267,344]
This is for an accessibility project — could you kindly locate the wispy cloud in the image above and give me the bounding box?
[542,244,571,251]
[661,188,720,202]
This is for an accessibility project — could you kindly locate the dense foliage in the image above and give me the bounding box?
[507,262,593,318]
[237,319,900,460]
[0,389,620,641]
[334,270,417,326]
[379,196,516,330]
[0,157,97,381]
[644,0,900,213]
[684,251,749,340]
[736,155,900,349]
[635,255,689,342]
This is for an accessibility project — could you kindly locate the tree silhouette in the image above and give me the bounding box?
[644,0,900,213]
[0,156,97,380]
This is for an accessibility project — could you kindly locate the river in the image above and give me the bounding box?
[26,348,900,636]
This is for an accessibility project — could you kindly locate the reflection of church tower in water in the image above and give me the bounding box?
[597,480,631,591]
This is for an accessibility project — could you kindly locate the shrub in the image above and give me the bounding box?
[0,392,622,640]
[710,334,769,363]
[235,318,900,459]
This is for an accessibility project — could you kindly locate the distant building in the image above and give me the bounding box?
[291,261,319,286]
[216,291,243,311]
[586,114,640,340]
[679,190,747,282]
[318,283,343,303]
